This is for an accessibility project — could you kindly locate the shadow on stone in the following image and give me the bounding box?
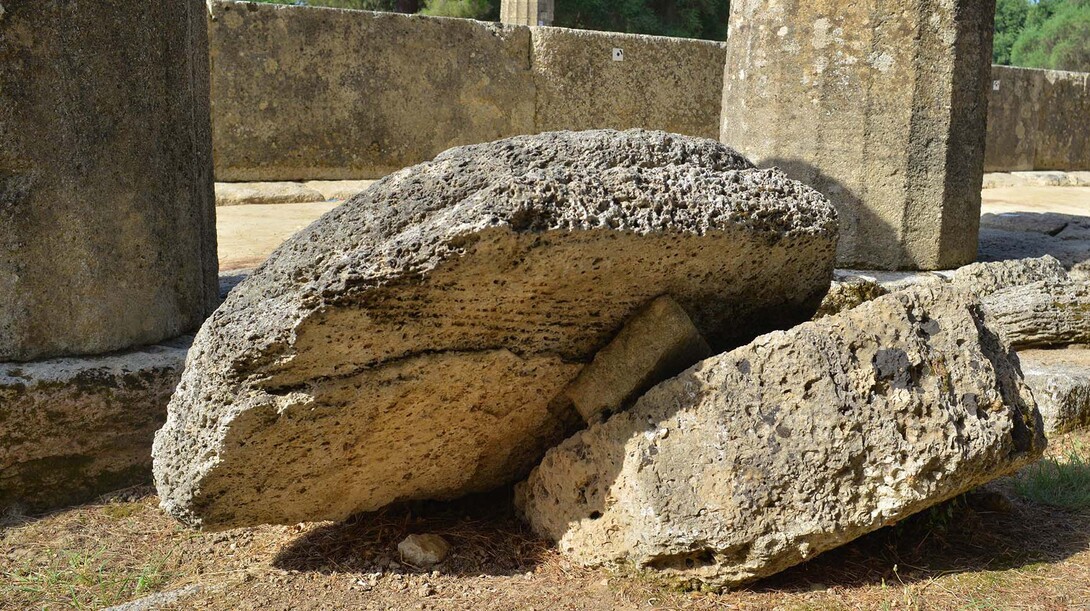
[762,158,908,270]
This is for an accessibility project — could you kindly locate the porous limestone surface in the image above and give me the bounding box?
[982,279,1090,349]
[1019,347,1090,433]
[153,129,839,529]
[516,286,1045,590]
[948,255,1068,297]
[1,339,191,513]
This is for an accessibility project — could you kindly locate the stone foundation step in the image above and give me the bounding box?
[983,171,1090,189]
[214,180,377,206]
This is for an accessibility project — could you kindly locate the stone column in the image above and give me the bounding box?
[720,0,995,270]
[0,0,216,511]
[500,0,553,26]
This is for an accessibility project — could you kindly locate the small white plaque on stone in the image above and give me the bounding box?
[993,80,1001,91]
[612,48,624,62]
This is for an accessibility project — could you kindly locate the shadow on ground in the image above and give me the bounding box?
[979,212,1090,267]
[752,486,1090,593]
[272,486,551,577]
[272,479,1090,590]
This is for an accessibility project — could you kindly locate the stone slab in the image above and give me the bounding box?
[517,285,1044,589]
[304,180,378,201]
[562,296,711,423]
[215,182,325,206]
[153,130,839,530]
[1,338,191,513]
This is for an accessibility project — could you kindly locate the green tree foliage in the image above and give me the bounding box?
[554,0,728,40]
[250,0,410,11]
[1010,0,1090,71]
[420,0,498,19]
[994,0,1030,64]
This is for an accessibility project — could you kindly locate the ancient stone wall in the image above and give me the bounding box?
[208,1,726,181]
[985,65,1090,172]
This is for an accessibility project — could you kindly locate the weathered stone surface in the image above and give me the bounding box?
[209,1,535,181]
[982,279,1090,349]
[531,28,726,140]
[398,534,452,567]
[562,296,711,423]
[949,255,1068,297]
[0,0,217,361]
[207,1,728,181]
[721,0,993,270]
[1,339,190,513]
[304,180,378,202]
[1019,347,1090,433]
[215,182,325,206]
[153,130,839,529]
[813,276,888,319]
[516,286,1044,590]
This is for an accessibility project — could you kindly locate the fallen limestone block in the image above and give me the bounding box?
[983,279,1090,349]
[1018,347,1090,433]
[1,339,190,513]
[153,130,839,529]
[562,296,711,423]
[949,255,1068,297]
[398,534,452,567]
[817,257,1068,320]
[214,182,326,206]
[516,286,1044,590]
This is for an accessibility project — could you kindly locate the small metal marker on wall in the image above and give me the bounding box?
[613,48,624,62]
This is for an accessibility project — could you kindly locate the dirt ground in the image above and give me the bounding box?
[3,429,1089,611]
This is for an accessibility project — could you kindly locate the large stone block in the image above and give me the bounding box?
[0,0,218,361]
[517,286,1045,589]
[720,0,995,270]
[209,1,535,181]
[984,66,1044,172]
[982,279,1090,349]
[531,27,726,140]
[1019,347,1090,434]
[985,66,1090,172]
[153,130,839,529]
[1,340,190,513]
